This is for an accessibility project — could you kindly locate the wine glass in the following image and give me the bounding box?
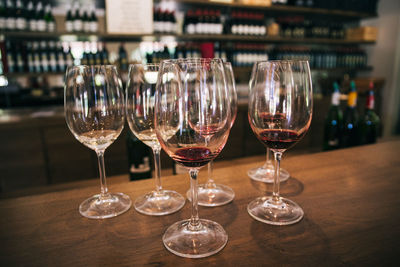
[125,63,185,216]
[64,65,132,219]
[247,63,290,183]
[186,61,237,207]
[155,58,231,258]
[247,60,313,225]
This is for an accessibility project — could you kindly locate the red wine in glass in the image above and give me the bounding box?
[257,129,306,150]
[173,147,214,168]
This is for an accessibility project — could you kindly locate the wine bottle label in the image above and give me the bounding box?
[57,54,64,68]
[17,54,23,68]
[366,95,375,110]
[34,55,40,70]
[347,91,357,107]
[48,22,55,32]
[16,18,26,30]
[65,21,73,32]
[332,92,340,106]
[0,18,5,29]
[28,54,34,72]
[7,54,14,72]
[328,139,339,146]
[90,22,98,32]
[30,20,37,31]
[84,21,90,32]
[50,55,57,71]
[187,24,195,34]
[231,25,237,34]
[7,18,16,30]
[73,20,83,31]
[37,20,46,31]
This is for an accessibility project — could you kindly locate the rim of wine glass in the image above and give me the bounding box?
[129,63,160,68]
[161,58,224,64]
[65,65,119,73]
[66,64,118,69]
[254,60,310,65]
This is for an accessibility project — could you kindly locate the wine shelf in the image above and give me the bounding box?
[1,31,376,45]
[4,66,373,78]
[157,0,377,19]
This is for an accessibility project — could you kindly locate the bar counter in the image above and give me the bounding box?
[1,141,399,266]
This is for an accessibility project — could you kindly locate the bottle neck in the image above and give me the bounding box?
[366,92,375,110]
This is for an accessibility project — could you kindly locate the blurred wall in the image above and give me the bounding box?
[361,0,400,137]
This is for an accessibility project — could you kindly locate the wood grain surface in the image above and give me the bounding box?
[1,141,400,266]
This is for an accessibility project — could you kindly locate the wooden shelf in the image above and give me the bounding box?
[163,0,377,19]
[2,31,376,45]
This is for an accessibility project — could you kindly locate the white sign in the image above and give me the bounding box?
[106,0,153,34]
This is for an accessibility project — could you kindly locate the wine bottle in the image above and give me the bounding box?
[48,41,57,72]
[118,43,128,71]
[26,42,35,72]
[323,82,343,150]
[82,8,90,32]
[5,41,15,73]
[55,42,65,72]
[65,4,73,32]
[32,41,41,73]
[15,0,27,31]
[27,0,36,31]
[89,5,98,33]
[342,81,359,147]
[40,41,48,72]
[73,2,83,32]
[6,0,16,31]
[126,131,152,181]
[360,82,380,145]
[100,43,109,65]
[44,4,55,32]
[0,0,6,31]
[36,1,46,32]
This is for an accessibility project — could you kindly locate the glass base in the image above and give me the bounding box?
[247,163,290,183]
[163,219,228,258]
[247,196,304,225]
[186,183,235,207]
[134,190,185,216]
[79,192,132,219]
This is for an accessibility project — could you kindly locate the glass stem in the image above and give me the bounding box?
[153,148,162,194]
[96,150,109,198]
[206,160,215,188]
[189,169,200,229]
[272,151,283,203]
[262,148,270,168]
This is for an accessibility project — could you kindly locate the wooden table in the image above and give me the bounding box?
[1,141,400,266]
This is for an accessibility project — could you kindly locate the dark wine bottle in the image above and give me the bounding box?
[360,82,380,145]
[118,43,128,71]
[6,0,16,31]
[0,0,6,31]
[89,5,98,33]
[342,81,359,147]
[126,131,152,181]
[27,0,36,31]
[36,1,46,32]
[323,82,343,150]
[82,8,89,32]
[44,4,55,32]
[65,4,73,32]
[15,0,27,31]
[73,2,83,32]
